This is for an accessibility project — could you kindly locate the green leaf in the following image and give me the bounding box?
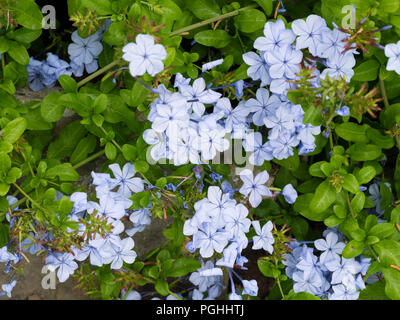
[379,0,400,13]
[324,214,343,227]
[286,291,320,300]
[159,0,183,20]
[257,260,280,278]
[368,223,396,240]
[6,28,41,44]
[342,174,359,194]
[381,267,400,300]
[358,281,389,300]
[41,92,65,122]
[7,42,29,65]
[0,152,11,174]
[373,239,400,267]
[333,204,347,219]
[294,194,331,221]
[186,0,220,20]
[382,103,400,129]
[347,143,382,161]
[105,142,117,160]
[235,9,266,33]
[194,30,233,49]
[24,109,53,131]
[335,122,369,143]
[0,184,10,196]
[342,240,364,259]
[78,0,112,15]
[308,161,327,178]
[380,182,392,211]
[351,191,365,213]
[352,59,380,82]
[102,22,127,46]
[5,167,22,184]
[47,120,87,160]
[309,180,336,214]
[0,224,9,247]
[45,163,80,182]
[356,166,376,184]
[253,0,273,15]
[121,144,137,161]
[10,0,43,30]
[58,75,77,93]
[70,135,97,165]
[166,258,201,277]
[366,127,394,149]
[2,117,27,144]
[134,160,149,174]
[131,81,147,107]
[155,279,169,296]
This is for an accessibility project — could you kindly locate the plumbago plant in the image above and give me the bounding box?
[0,0,400,301]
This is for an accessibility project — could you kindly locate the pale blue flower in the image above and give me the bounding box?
[179,78,221,116]
[291,15,329,56]
[267,130,299,160]
[251,220,274,253]
[243,131,273,166]
[265,45,303,79]
[320,52,356,82]
[122,34,167,77]
[202,58,224,72]
[329,284,360,300]
[335,106,350,116]
[2,280,16,298]
[45,252,78,283]
[193,222,229,258]
[239,170,272,208]
[242,279,258,296]
[102,237,137,270]
[245,88,281,126]
[282,184,298,204]
[254,19,295,52]
[314,231,345,265]
[108,163,145,198]
[384,40,400,75]
[242,51,271,87]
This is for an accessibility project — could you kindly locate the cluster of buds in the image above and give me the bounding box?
[344,82,382,118]
[339,14,392,54]
[79,212,114,241]
[0,0,17,29]
[329,170,345,190]
[126,16,164,43]
[70,8,101,36]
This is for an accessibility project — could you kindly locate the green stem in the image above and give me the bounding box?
[99,126,123,152]
[345,191,356,218]
[12,183,48,215]
[368,244,379,261]
[268,187,281,192]
[379,77,390,109]
[72,150,106,170]
[168,290,182,300]
[77,60,121,88]
[169,4,258,36]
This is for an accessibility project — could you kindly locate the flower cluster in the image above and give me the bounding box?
[26,53,72,91]
[18,163,147,283]
[68,20,110,77]
[283,229,371,300]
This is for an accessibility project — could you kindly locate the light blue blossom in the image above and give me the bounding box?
[192,222,229,258]
[242,51,271,87]
[281,184,298,204]
[108,163,145,198]
[102,237,137,270]
[314,231,345,265]
[254,19,295,53]
[202,58,224,72]
[265,45,303,79]
[2,280,16,298]
[239,169,272,208]
[245,88,281,126]
[122,34,167,77]
[335,106,350,117]
[384,40,400,75]
[291,15,329,56]
[45,252,78,283]
[242,279,258,296]
[320,52,356,82]
[251,220,274,254]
